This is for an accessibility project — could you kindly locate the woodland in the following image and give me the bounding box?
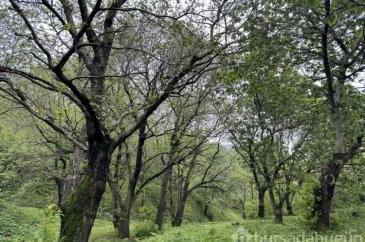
[0,0,364,241]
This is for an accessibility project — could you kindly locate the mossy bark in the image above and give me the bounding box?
[59,173,106,242]
[59,132,111,242]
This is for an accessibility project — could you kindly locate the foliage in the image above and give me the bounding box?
[297,178,321,229]
[134,220,158,239]
[138,205,157,221]
[0,0,365,240]
[0,201,59,241]
[35,204,60,242]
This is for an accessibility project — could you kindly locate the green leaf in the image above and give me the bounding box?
[64,23,72,30]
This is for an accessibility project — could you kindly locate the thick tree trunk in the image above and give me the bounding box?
[59,130,110,242]
[155,167,172,230]
[117,209,131,238]
[258,188,266,218]
[55,141,86,236]
[59,172,107,241]
[313,160,341,229]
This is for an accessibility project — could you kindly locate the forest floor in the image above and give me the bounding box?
[1,202,364,241]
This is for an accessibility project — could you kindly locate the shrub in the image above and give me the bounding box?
[134,220,158,239]
[34,204,60,242]
[138,205,156,220]
[297,179,320,229]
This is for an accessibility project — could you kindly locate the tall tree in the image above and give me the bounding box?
[286,0,365,228]
[0,0,247,240]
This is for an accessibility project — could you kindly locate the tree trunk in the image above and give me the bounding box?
[56,141,86,237]
[59,125,110,242]
[239,198,246,219]
[268,187,284,224]
[109,123,146,238]
[203,204,209,216]
[117,209,131,239]
[274,205,283,224]
[285,195,294,216]
[172,191,188,227]
[54,156,67,235]
[108,173,132,239]
[155,167,172,230]
[108,175,122,230]
[59,172,108,241]
[169,175,176,220]
[313,160,341,229]
[258,188,266,218]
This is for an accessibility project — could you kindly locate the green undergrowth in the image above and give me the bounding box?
[0,202,59,241]
[1,201,364,242]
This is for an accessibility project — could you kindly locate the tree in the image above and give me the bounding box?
[0,0,247,240]
[155,86,210,230]
[222,15,318,219]
[171,140,230,227]
[286,0,365,228]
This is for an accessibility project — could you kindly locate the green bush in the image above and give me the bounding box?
[297,179,320,229]
[0,201,36,241]
[138,205,157,220]
[134,220,158,239]
[35,204,60,242]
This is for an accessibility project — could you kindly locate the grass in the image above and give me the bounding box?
[1,201,364,242]
[0,202,59,241]
[89,219,119,242]
[142,222,237,242]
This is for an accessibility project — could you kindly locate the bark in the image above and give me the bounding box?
[111,145,123,230]
[172,162,193,227]
[60,145,110,242]
[155,167,172,230]
[108,173,132,239]
[58,111,112,241]
[313,0,345,229]
[55,140,86,236]
[313,160,341,229]
[285,195,294,216]
[54,157,67,234]
[274,205,283,224]
[258,188,266,218]
[117,213,130,239]
[169,175,176,220]
[268,188,284,224]
[267,183,290,224]
[108,122,147,238]
[155,128,180,230]
[172,190,189,227]
[239,198,246,219]
[203,204,209,216]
